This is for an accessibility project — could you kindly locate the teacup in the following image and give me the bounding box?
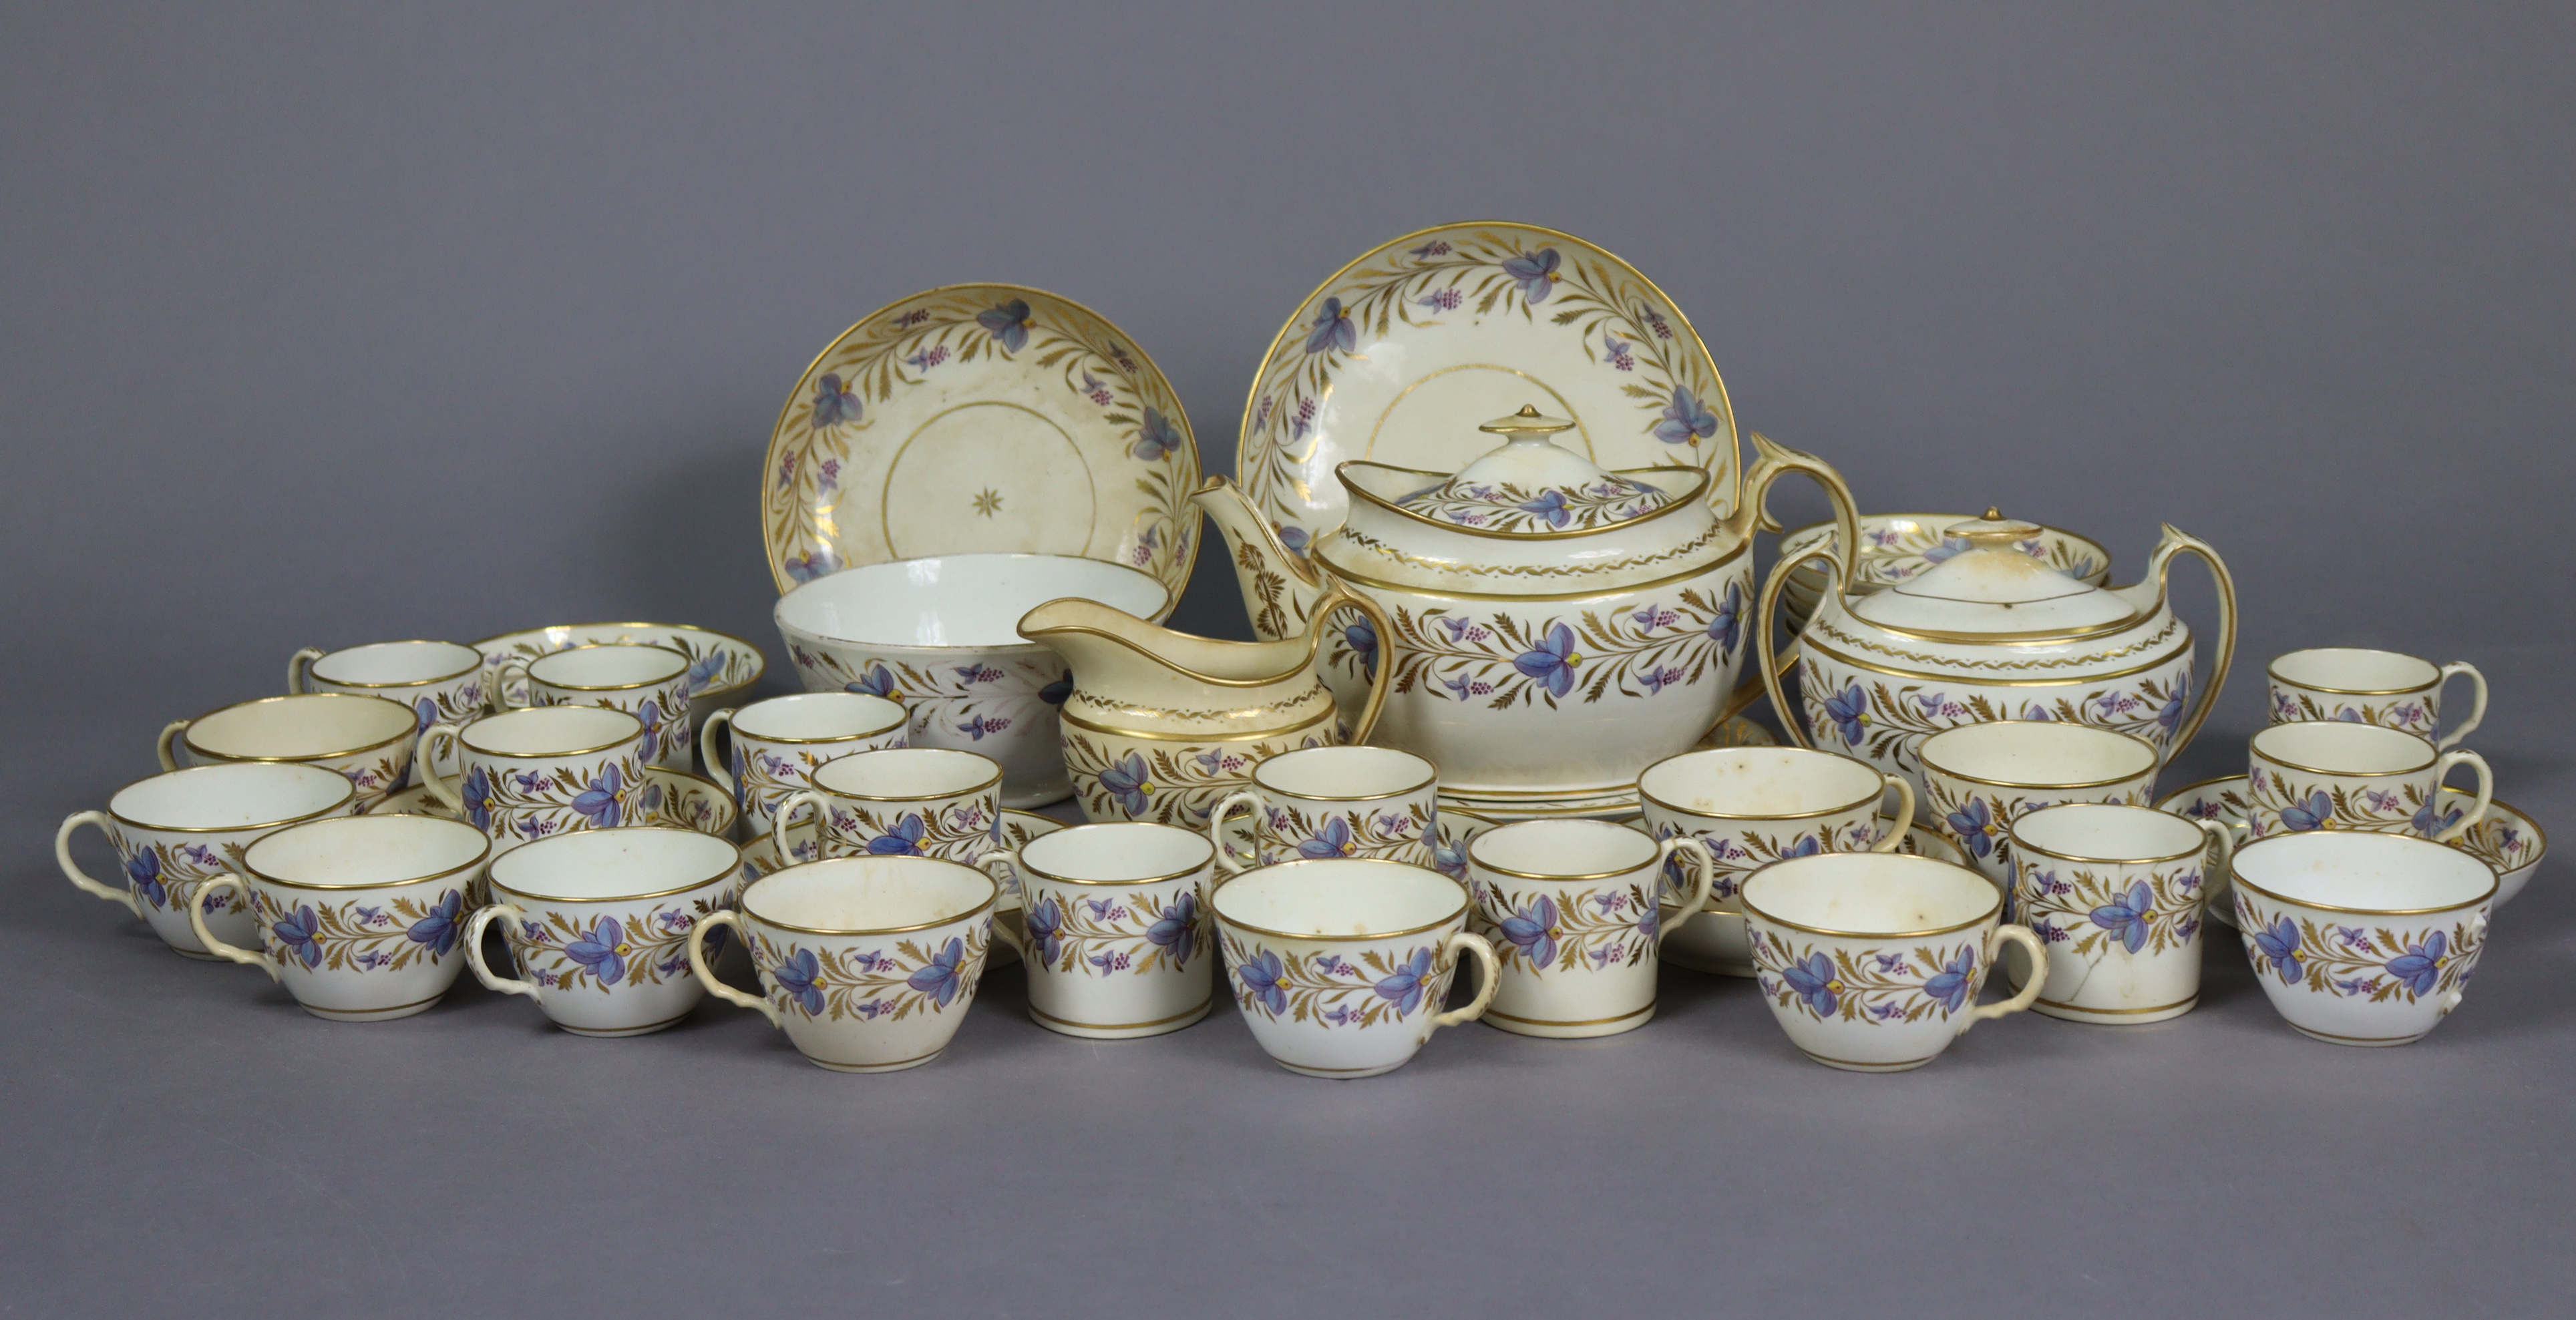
[189,813,490,1021]
[55,762,357,957]
[466,826,746,1037]
[2267,647,2487,750]
[1740,852,2044,1071]
[1637,747,1915,976]
[688,855,998,1072]
[2008,803,2232,1024]
[159,692,421,811]
[771,746,1002,867]
[1463,819,1714,1038]
[1917,721,2161,897]
[1210,859,1498,1078]
[2245,722,2491,843]
[289,640,492,783]
[980,822,1217,1039]
[2230,831,2495,1046]
[496,643,693,770]
[699,692,910,838]
[418,706,653,858]
[1209,746,1439,873]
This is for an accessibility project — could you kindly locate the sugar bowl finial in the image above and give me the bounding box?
[1477,404,1578,438]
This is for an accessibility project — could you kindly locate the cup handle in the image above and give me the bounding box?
[285,646,327,694]
[2192,817,2234,905]
[417,722,466,813]
[699,710,737,795]
[189,874,280,981]
[2429,749,2493,842]
[688,910,779,1027]
[1869,773,1916,850]
[1961,925,2045,1032]
[494,660,532,710]
[465,903,543,1002]
[2440,911,2491,1015]
[771,789,825,863]
[974,858,1030,963]
[1652,837,1716,941]
[1429,931,1499,1030]
[54,811,143,917]
[156,719,190,771]
[2434,662,2488,751]
[1756,543,1842,752]
[1209,791,1262,875]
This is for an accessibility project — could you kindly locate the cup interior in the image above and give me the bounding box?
[811,747,998,800]
[1212,860,1463,936]
[775,552,1169,648]
[2234,832,2494,911]
[245,815,488,887]
[189,694,419,759]
[110,762,355,831]
[1919,721,2157,789]
[2251,721,2436,775]
[529,643,688,690]
[1471,819,1656,878]
[2012,802,2208,862]
[489,827,740,901]
[1640,747,1884,817]
[2271,647,2438,694]
[460,705,642,757]
[1742,853,1998,935]
[312,640,483,686]
[743,856,994,932]
[733,692,908,742]
[1022,822,1214,883]
[1254,745,1436,800]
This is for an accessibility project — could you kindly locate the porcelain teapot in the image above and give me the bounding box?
[1197,407,1859,817]
[1757,508,2237,808]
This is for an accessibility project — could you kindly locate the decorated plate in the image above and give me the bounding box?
[1238,221,1737,555]
[2153,776,2545,926]
[761,284,1201,604]
[474,623,766,729]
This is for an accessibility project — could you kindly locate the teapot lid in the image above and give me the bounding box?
[1848,509,2138,636]
[1390,407,1682,534]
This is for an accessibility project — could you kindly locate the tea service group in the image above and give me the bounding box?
[55,221,2545,1076]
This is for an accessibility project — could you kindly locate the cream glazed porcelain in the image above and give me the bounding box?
[57,762,358,957]
[2267,648,2487,750]
[2245,722,2491,843]
[1209,746,1437,872]
[417,706,653,859]
[1917,722,2163,897]
[1464,819,1714,1038]
[496,643,695,771]
[159,692,422,813]
[981,823,1217,1039]
[469,827,745,1038]
[700,692,910,839]
[2231,832,2495,1046]
[2008,803,2232,1025]
[288,640,490,783]
[1761,509,2237,809]
[771,747,1002,869]
[1198,407,1859,818]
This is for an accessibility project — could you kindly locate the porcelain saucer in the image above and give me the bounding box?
[368,764,739,839]
[474,623,766,728]
[761,284,1200,610]
[733,808,1062,967]
[2155,775,2545,925]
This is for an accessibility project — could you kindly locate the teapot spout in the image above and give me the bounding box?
[1192,475,1328,642]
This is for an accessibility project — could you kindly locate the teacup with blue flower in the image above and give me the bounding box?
[289,640,492,785]
[1208,745,1439,875]
[56,762,357,958]
[981,822,1217,1040]
[2245,721,2491,844]
[159,692,422,813]
[417,705,654,861]
[467,826,746,1038]
[1464,819,1715,1038]
[496,643,695,771]
[2008,803,2231,1025]
[2230,831,2495,1046]
[769,746,1001,870]
[2266,647,2487,751]
[699,691,909,839]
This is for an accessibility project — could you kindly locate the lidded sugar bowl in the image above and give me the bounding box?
[1758,508,2237,807]
[1198,406,1859,817]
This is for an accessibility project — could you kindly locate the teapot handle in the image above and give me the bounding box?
[1756,543,1842,752]
[2144,525,2237,760]
[1733,432,1862,590]
[1314,583,1394,746]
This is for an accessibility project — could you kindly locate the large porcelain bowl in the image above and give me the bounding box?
[775,554,1169,809]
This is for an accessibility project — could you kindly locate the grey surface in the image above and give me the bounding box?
[4,3,2571,1315]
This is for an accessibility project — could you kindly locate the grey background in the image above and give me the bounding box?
[5,3,2570,1315]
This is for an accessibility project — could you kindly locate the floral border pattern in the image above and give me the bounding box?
[1023,888,1205,977]
[104,829,252,919]
[454,752,653,846]
[2020,863,2203,959]
[1751,929,1984,1025]
[503,889,739,992]
[1469,879,1656,974]
[1797,654,2187,775]
[251,887,466,973]
[2235,899,2482,1006]
[1062,728,1329,826]
[1221,934,1451,1029]
[821,799,997,865]
[1256,799,1434,868]
[750,925,990,1023]
[2245,764,2453,840]
[2267,687,2436,737]
[1378,583,1743,710]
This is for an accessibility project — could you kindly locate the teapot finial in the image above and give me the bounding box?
[1477,405,1578,438]
[1982,505,2002,520]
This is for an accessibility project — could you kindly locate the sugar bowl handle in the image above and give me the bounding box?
[1756,543,1843,752]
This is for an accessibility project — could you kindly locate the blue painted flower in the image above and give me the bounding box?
[1708,580,1743,656]
[978,298,1034,352]
[2279,790,2334,833]
[2089,881,2157,955]
[772,947,825,1015]
[1298,815,1357,860]
[1025,896,1065,966]
[462,762,496,831]
[2412,799,2463,838]
[684,650,727,694]
[1781,951,1841,1015]
[273,904,324,969]
[1237,949,1288,1015]
[1132,407,1182,462]
[1501,247,1562,303]
[2252,915,2304,984]
[1146,891,1198,965]
[1374,947,1437,1016]
[783,548,837,584]
[1432,836,1468,880]
[1780,835,1823,861]
[1098,753,1154,817]
[124,847,166,907]
[866,813,928,856]
[844,664,898,699]
[1039,674,1073,705]
[1513,623,1583,699]
[411,696,438,730]
[1946,795,1996,859]
[1653,387,1718,445]
[2156,674,2191,738]
[1304,296,1356,355]
[405,889,463,956]
[2385,931,2449,996]
[571,763,628,827]
[1276,523,1310,556]
[565,916,630,983]
[907,936,970,1006]
[1923,945,1978,1013]
[634,699,669,764]
[1517,489,1573,528]
[1498,895,1560,968]
[1921,535,1972,566]
[809,373,862,429]
[1344,616,1378,680]
[1822,684,1869,746]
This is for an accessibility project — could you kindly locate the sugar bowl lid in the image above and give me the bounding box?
[1847,509,2138,636]
[1389,406,1690,535]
